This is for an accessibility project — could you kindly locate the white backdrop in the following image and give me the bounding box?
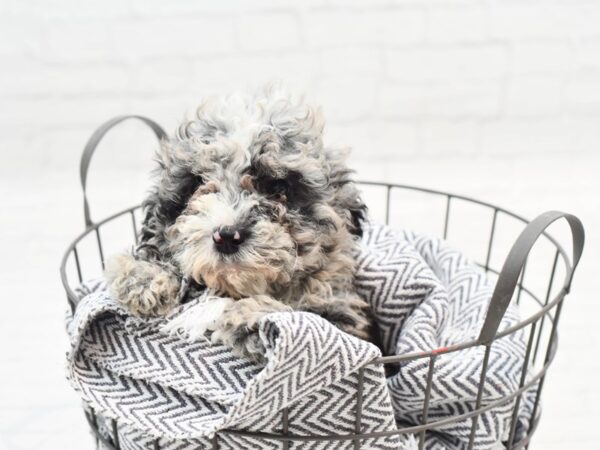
[2,0,600,171]
[1,1,599,449]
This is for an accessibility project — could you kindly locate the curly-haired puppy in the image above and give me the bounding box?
[106,87,372,362]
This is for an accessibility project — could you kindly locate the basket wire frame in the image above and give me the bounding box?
[60,117,584,450]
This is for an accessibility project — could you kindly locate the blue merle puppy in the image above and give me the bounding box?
[106,87,372,362]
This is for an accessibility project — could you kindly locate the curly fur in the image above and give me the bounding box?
[106,86,371,361]
[105,253,180,316]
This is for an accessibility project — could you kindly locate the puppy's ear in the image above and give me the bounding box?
[347,191,367,237]
[139,142,202,254]
[139,188,165,248]
[336,181,367,237]
[325,148,367,237]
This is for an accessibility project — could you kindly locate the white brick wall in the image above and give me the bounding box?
[1,0,600,172]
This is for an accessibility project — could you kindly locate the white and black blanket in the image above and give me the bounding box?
[66,224,535,450]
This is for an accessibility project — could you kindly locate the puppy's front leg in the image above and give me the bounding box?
[211,295,291,362]
[105,253,180,316]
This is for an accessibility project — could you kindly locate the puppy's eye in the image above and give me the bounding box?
[265,179,289,200]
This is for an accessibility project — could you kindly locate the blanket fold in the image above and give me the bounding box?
[66,224,535,450]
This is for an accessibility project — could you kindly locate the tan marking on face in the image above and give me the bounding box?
[240,174,255,192]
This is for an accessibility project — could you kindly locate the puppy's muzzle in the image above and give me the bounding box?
[213,225,246,255]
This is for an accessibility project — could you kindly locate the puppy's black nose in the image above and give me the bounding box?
[213,226,245,254]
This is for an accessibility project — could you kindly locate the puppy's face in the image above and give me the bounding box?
[146,92,365,299]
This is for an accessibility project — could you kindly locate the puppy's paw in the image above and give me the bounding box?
[163,296,234,340]
[105,253,180,317]
[211,296,291,363]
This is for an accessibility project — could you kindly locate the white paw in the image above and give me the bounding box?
[162,297,234,341]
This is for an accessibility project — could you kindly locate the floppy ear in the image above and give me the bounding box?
[335,179,367,237]
[325,148,367,237]
[347,189,367,237]
[138,142,203,256]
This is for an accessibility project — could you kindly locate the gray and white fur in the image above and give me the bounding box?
[105,86,372,362]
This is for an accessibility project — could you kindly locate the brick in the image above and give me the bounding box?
[576,39,600,71]
[26,129,96,172]
[380,81,502,118]
[320,47,383,76]
[238,13,301,51]
[130,0,327,15]
[326,120,419,159]
[127,95,198,130]
[111,18,236,61]
[305,10,426,46]
[132,60,193,94]
[58,65,131,95]
[570,4,600,38]
[0,61,131,96]
[420,119,480,155]
[490,5,561,40]
[511,41,573,75]
[314,77,379,122]
[190,53,320,91]
[386,45,508,82]
[0,60,45,96]
[131,0,242,15]
[427,6,488,43]
[396,0,479,4]
[566,117,600,153]
[481,118,573,155]
[0,0,11,14]
[0,21,42,57]
[378,84,426,118]
[565,73,600,114]
[0,97,131,134]
[425,80,502,117]
[42,20,114,62]
[329,0,396,6]
[28,0,131,18]
[0,136,39,177]
[505,75,564,117]
[489,5,595,40]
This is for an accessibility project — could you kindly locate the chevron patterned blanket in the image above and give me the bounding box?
[66,224,534,450]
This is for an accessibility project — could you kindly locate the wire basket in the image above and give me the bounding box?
[60,116,584,450]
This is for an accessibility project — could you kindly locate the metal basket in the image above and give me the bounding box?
[60,116,585,450]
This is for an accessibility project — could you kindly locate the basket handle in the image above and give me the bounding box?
[80,115,168,227]
[477,211,584,345]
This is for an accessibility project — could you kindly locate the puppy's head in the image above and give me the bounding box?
[143,88,366,299]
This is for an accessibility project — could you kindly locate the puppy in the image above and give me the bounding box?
[106,87,372,362]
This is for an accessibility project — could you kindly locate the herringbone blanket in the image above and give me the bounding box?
[66,224,534,450]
